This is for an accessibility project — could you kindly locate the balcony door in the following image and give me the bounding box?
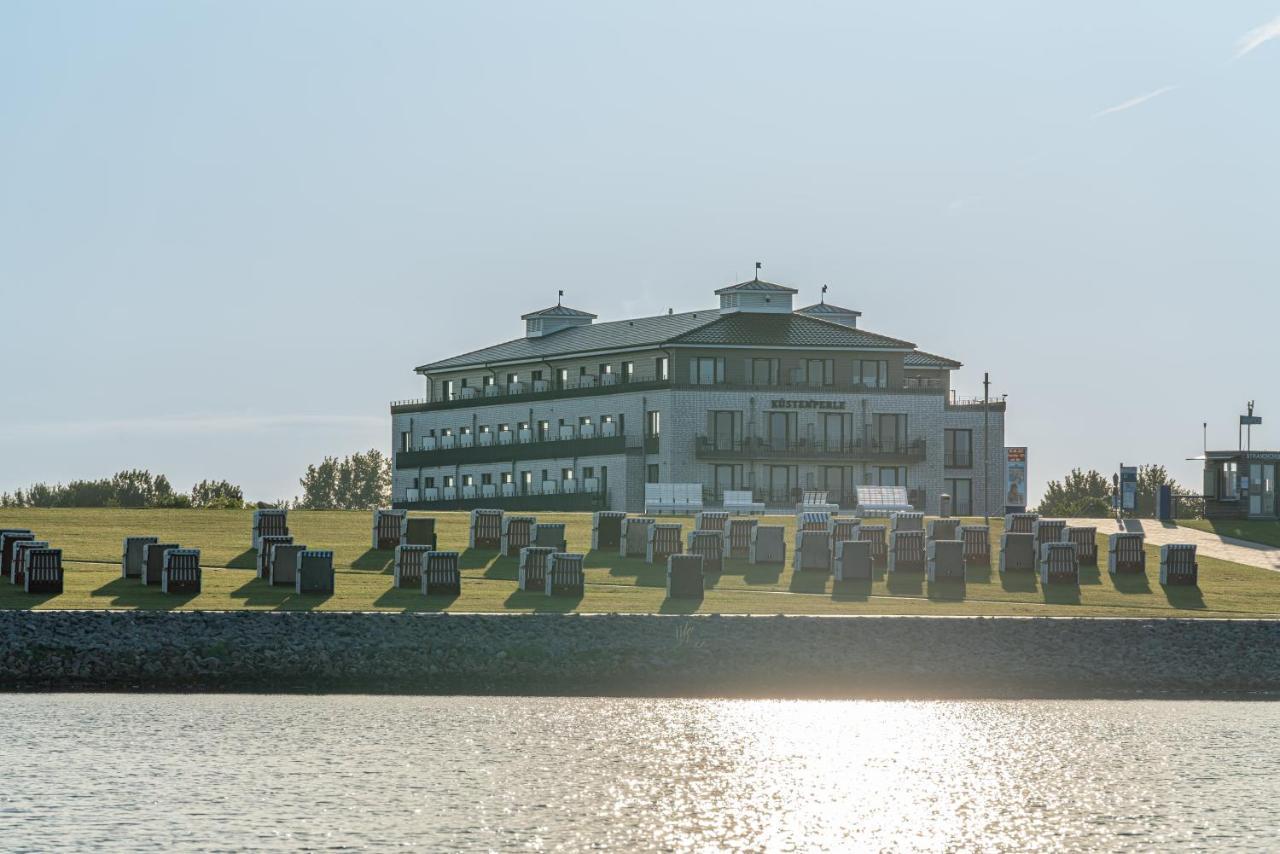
[767,466,791,503]
[822,413,846,453]
[767,412,795,451]
[710,410,742,451]
[822,466,846,503]
[873,414,907,453]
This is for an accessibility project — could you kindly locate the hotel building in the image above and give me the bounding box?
[389,278,1006,515]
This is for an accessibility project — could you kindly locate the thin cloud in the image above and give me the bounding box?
[1236,15,1280,58]
[0,413,385,440]
[1091,85,1177,119]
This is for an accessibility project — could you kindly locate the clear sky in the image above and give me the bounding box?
[2,1,1277,503]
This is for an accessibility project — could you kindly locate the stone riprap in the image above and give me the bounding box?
[1,612,1278,698]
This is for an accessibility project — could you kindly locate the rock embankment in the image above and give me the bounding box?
[2,611,1278,697]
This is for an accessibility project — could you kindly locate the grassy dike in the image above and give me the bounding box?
[1,508,1278,618]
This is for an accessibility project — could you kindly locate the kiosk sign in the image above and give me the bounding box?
[1120,465,1138,513]
[1004,447,1028,512]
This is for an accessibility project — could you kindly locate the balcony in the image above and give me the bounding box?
[694,436,927,463]
[395,433,626,470]
[391,372,669,414]
[944,451,974,469]
[394,486,607,512]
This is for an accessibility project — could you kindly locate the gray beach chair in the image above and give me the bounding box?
[666,554,705,600]
[999,532,1036,574]
[927,540,965,581]
[833,539,872,581]
[749,525,786,565]
[296,549,335,594]
[121,536,158,579]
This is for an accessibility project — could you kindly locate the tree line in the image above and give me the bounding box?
[0,449,391,511]
[1036,464,1194,517]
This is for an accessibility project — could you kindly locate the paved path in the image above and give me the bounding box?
[1078,518,1280,573]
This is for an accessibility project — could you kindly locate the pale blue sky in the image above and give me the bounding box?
[2,1,1277,502]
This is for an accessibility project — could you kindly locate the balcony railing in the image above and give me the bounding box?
[391,373,669,414]
[728,486,928,510]
[393,486,607,512]
[395,433,626,469]
[694,436,927,463]
[944,451,974,468]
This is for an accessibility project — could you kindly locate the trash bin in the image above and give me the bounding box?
[939,493,952,519]
[1157,485,1172,521]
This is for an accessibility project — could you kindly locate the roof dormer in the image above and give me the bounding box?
[795,300,862,328]
[714,278,797,315]
[521,303,597,338]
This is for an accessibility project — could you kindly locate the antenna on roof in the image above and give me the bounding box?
[557,289,564,306]
[754,261,762,281]
[821,284,828,304]
[668,307,673,315]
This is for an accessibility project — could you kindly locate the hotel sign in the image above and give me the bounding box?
[770,399,847,410]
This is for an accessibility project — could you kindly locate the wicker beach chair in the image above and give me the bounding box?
[161,548,202,594]
[646,524,683,564]
[1159,544,1198,586]
[833,539,872,581]
[666,554,705,600]
[888,530,926,573]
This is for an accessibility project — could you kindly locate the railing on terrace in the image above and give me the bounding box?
[390,373,974,414]
[722,486,927,510]
[694,436,927,463]
[394,432,626,469]
[944,452,974,468]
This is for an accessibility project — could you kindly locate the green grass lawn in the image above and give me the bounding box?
[1178,518,1280,549]
[1,508,1278,617]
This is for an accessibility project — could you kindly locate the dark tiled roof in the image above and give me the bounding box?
[714,278,798,295]
[795,302,862,318]
[417,310,718,372]
[905,349,961,369]
[520,304,597,319]
[669,313,914,349]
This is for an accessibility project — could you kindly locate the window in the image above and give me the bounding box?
[531,370,544,382]
[583,466,595,479]
[537,420,550,440]
[877,467,901,486]
[481,473,492,485]
[400,430,411,453]
[767,411,797,450]
[647,464,660,483]
[478,424,490,434]
[689,356,725,385]
[945,429,973,468]
[709,410,742,451]
[621,361,634,381]
[461,474,473,487]
[441,427,453,437]
[578,415,592,426]
[506,373,518,384]
[498,423,509,432]
[655,356,669,380]
[945,478,973,515]
[856,360,888,389]
[802,358,834,387]
[520,471,532,493]
[579,366,588,376]
[460,425,471,435]
[646,410,661,437]
[501,472,512,484]
[443,380,456,400]
[599,363,612,376]
[562,467,574,481]
[517,421,529,431]
[556,368,569,387]
[1219,462,1239,499]
[873,414,907,452]
[747,358,780,386]
[482,375,494,387]
[443,475,455,488]
[713,464,741,496]
[424,476,436,488]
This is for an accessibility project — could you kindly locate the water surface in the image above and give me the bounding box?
[1,696,1276,851]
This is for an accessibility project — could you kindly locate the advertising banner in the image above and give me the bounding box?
[1120,465,1138,513]
[1004,447,1028,513]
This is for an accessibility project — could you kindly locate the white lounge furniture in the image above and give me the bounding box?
[644,483,704,516]
[722,490,765,515]
[854,486,912,518]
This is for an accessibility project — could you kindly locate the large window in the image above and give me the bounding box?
[646,464,660,483]
[709,410,742,450]
[747,358,780,386]
[645,410,661,437]
[767,411,797,450]
[946,478,973,515]
[655,356,669,380]
[945,429,973,468]
[856,359,888,389]
[873,414,908,452]
[689,356,725,385]
[803,359,835,387]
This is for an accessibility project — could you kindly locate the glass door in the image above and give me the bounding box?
[1252,463,1277,517]
[822,413,845,453]
[768,466,791,503]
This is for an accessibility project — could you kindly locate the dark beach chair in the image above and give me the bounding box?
[666,554,705,600]
[161,548,202,594]
[422,551,462,596]
[296,549,335,594]
[888,530,926,573]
